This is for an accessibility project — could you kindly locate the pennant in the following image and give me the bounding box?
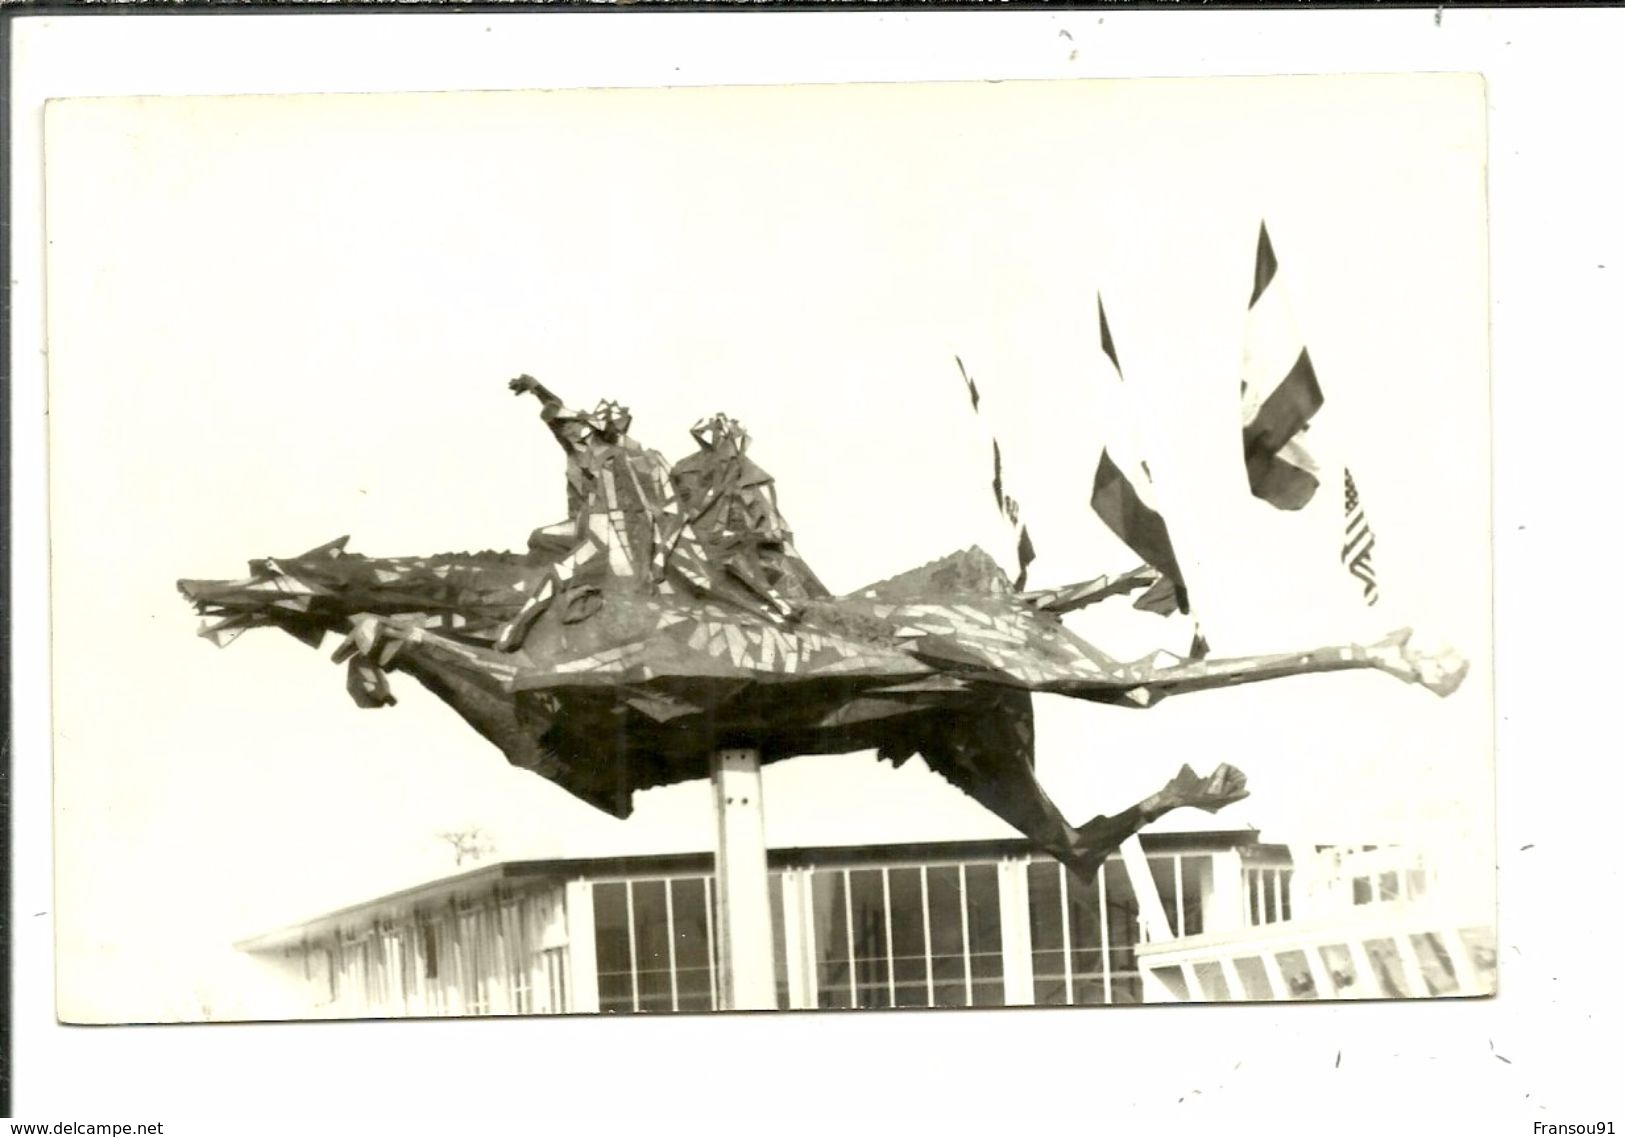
[1189,628,1210,661]
[1015,524,1036,592]
[1091,296,1190,615]
[955,354,980,413]
[955,357,1037,586]
[992,439,1005,514]
[1091,452,1188,614]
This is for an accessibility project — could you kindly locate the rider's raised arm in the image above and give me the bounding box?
[508,373,566,416]
[509,375,595,456]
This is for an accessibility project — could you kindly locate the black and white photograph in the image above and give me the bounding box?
[39,71,1492,1028]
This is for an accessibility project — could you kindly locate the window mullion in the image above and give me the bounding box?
[958,863,972,1002]
[882,870,896,1007]
[625,883,639,1012]
[1174,856,1185,938]
[843,869,857,1008]
[1098,865,1111,1005]
[703,876,718,1012]
[665,878,679,1011]
[1059,864,1073,1004]
[920,865,934,1008]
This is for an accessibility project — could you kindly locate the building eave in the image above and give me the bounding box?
[237,830,1276,953]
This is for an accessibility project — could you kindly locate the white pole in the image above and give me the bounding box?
[711,747,777,1011]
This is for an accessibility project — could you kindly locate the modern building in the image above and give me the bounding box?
[1137,841,1496,1002]
[238,830,1495,1016]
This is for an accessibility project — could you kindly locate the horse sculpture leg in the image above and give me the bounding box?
[1066,763,1250,878]
[911,693,1251,887]
[1048,627,1467,707]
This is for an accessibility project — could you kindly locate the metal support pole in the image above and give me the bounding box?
[710,747,777,1010]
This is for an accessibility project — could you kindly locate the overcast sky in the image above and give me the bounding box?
[43,74,1489,1021]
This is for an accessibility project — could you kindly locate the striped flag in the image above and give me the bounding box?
[1090,296,1190,615]
[955,356,1037,590]
[1241,223,1325,511]
[1342,468,1379,606]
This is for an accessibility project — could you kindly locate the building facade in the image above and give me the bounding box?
[240,833,1494,1016]
[1137,842,1497,1002]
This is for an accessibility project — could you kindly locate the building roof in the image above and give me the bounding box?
[237,830,1273,953]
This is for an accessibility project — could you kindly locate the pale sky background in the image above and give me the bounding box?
[41,75,1490,1024]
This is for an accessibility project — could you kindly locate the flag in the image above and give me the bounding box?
[1241,222,1325,511]
[1342,468,1379,606]
[957,353,981,412]
[1015,523,1036,591]
[1090,296,1190,615]
[1239,223,1381,608]
[955,356,1037,590]
[991,438,1005,515]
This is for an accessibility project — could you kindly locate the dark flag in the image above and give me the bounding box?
[1189,629,1211,661]
[1015,524,1036,592]
[956,354,980,413]
[1240,222,1325,511]
[991,439,1005,515]
[1090,296,1190,615]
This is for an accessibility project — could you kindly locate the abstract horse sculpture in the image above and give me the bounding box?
[179,379,1465,882]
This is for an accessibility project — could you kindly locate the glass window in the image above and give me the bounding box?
[1027,858,1143,1006]
[1232,955,1274,1000]
[1026,861,1068,1006]
[1192,961,1231,1001]
[887,869,929,1008]
[422,922,440,981]
[670,878,714,1012]
[1406,867,1428,900]
[593,875,722,1013]
[307,946,335,1006]
[1243,868,1290,926]
[1180,855,1209,937]
[964,863,1004,1007]
[848,869,890,1009]
[1102,859,1139,991]
[926,866,968,1008]
[1274,950,1318,999]
[1458,926,1497,989]
[768,872,790,1011]
[803,861,1005,1010]
[593,882,634,1012]
[1318,943,1358,995]
[1408,932,1460,996]
[1066,866,1105,1005]
[1148,856,1180,937]
[630,880,673,1012]
[1150,966,1189,1001]
[502,904,529,1015]
[810,869,853,1009]
[1363,938,1411,998]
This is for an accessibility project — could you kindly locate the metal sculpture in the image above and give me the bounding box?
[179,377,1465,885]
